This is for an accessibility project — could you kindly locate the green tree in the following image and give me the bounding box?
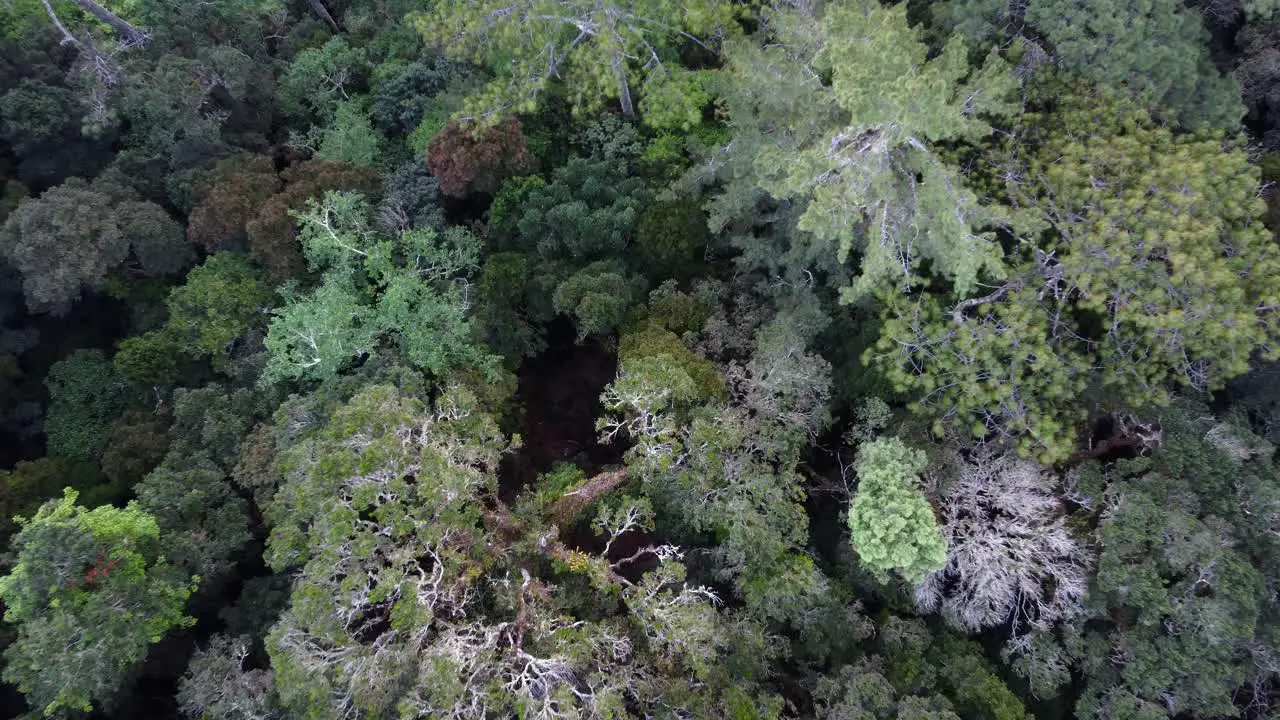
[516,156,649,262]
[934,0,1242,129]
[415,0,738,118]
[874,89,1280,460]
[1065,404,1280,718]
[166,253,274,369]
[552,260,639,340]
[276,36,368,122]
[847,437,946,583]
[290,100,383,167]
[178,634,280,720]
[261,192,491,384]
[134,458,251,579]
[1027,0,1242,129]
[709,0,1017,303]
[262,279,376,384]
[44,349,124,463]
[0,490,195,717]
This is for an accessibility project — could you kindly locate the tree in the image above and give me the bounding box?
[275,36,367,122]
[916,447,1089,636]
[186,154,281,252]
[165,253,274,369]
[1025,0,1242,130]
[1065,404,1280,718]
[178,634,280,720]
[289,100,383,167]
[116,199,193,277]
[370,56,460,136]
[265,382,778,718]
[426,118,530,197]
[935,0,1242,129]
[518,156,649,264]
[708,1,1017,306]
[552,260,639,340]
[99,411,170,489]
[874,88,1280,460]
[134,458,251,579]
[166,384,259,471]
[596,332,843,631]
[261,192,490,385]
[0,489,195,717]
[847,437,946,583]
[415,0,739,118]
[246,159,380,281]
[0,459,75,550]
[0,179,182,315]
[44,349,124,463]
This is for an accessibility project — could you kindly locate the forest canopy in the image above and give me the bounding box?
[0,0,1279,718]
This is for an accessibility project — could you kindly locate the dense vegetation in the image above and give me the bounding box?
[2,0,1280,718]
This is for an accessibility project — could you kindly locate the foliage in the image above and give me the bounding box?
[552,261,639,340]
[370,56,460,136]
[1066,404,1280,718]
[44,349,124,463]
[262,192,491,384]
[276,36,368,122]
[99,411,170,489]
[1026,0,1242,130]
[245,159,381,281]
[166,253,274,368]
[710,0,1017,302]
[473,251,548,362]
[634,197,710,283]
[516,155,650,261]
[426,119,530,197]
[415,0,739,118]
[0,490,195,717]
[875,89,1280,461]
[134,458,251,578]
[0,179,189,315]
[847,437,947,583]
[290,100,383,167]
[187,154,282,252]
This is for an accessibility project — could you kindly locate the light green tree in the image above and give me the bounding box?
[261,191,491,385]
[847,438,946,584]
[415,0,738,119]
[709,0,1018,303]
[872,89,1280,461]
[165,253,274,369]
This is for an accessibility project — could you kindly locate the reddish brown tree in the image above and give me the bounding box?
[187,155,281,253]
[426,119,530,198]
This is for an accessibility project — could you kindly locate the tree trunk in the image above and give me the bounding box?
[40,0,84,48]
[70,0,146,45]
[546,469,629,526]
[306,0,340,32]
[612,55,635,118]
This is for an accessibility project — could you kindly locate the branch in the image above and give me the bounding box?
[40,0,83,48]
[546,469,629,527]
[951,279,1023,324]
[306,0,340,33]
[69,0,147,46]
